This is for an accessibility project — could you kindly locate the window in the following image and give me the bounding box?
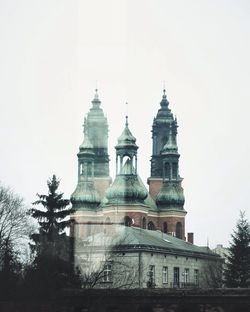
[176,222,182,239]
[163,222,168,233]
[165,162,170,180]
[103,263,112,282]
[184,268,189,285]
[142,217,146,229]
[124,216,132,227]
[172,163,178,180]
[87,221,91,236]
[194,269,199,286]
[87,162,92,176]
[148,221,155,231]
[173,267,179,287]
[105,217,111,223]
[162,266,168,284]
[104,217,111,234]
[148,265,155,287]
[80,163,83,175]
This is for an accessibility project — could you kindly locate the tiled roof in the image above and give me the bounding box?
[81,226,220,260]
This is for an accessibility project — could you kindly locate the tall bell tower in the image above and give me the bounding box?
[83,89,111,198]
[148,90,176,199]
[148,90,186,239]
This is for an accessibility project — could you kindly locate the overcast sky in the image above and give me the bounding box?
[0,0,250,247]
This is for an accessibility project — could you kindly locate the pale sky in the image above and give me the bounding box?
[0,0,250,247]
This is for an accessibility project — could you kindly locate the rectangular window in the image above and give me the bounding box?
[162,266,168,284]
[148,265,155,285]
[103,263,112,282]
[172,163,178,180]
[184,268,189,285]
[165,162,170,180]
[173,267,179,287]
[194,269,199,286]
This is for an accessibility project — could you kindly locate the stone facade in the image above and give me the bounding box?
[73,225,221,289]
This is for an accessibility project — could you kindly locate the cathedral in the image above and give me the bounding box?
[71,89,187,240]
[70,89,221,288]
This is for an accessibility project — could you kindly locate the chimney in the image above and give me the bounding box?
[187,232,194,244]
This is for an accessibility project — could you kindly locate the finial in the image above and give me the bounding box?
[94,88,99,100]
[125,102,128,127]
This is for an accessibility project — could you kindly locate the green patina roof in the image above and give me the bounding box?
[84,89,109,146]
[116,116,137,149]
[79,134,94,155]
[105,174,148,204]
[82,226,219,259]
[161,124,178,154]
[156,181,185,208]
[136,175,158,212]
[71,181,101,209]
[103,160,157,209]
[153,90,173,122]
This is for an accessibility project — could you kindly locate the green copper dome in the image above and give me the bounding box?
[105,160,147,204]
[154,89,173,121]
[79,134,94,155]
[71,181,101,209]
[116,116,137,148]
[156,182,185,208]
[162,123,178,154]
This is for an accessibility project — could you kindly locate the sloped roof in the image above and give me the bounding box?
[81,226,220,260]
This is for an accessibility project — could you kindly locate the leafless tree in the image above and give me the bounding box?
[74,227,139,289]
[202,258,223,288]
[0,184,34,265]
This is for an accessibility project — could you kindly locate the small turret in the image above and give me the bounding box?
[71,133,101,209]
[156,122,184,209]
[105,117,147,204]
[84,89,110,177]
[150,89,175,178]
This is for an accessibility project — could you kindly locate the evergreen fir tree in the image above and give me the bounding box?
[31,175,74,241]
[224,211,250,287]
[25,175,81,296]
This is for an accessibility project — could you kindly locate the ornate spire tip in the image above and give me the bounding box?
[94,88,99,100]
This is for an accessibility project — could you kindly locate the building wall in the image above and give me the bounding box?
[75,245,217,289]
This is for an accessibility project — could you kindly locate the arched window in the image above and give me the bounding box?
[176,222,182,239]
[165,162,170,180]
[105,217,111,224]
[122,156,133,174]
[124,216,132,227]
[80,163,83,175]
[148,221,155,231]
[87,162,92,176]
[163,222,168,234]
[172,163,178,180]
[142,217,146,229]
[87,221,91,236]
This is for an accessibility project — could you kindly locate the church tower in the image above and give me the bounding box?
[71,133,101,237]
[148,90,186,239]
[70,90,111,237]
[148,90,177,199]
[156,121,186,239]
[103,116,148,226]
[83,89,111,198]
